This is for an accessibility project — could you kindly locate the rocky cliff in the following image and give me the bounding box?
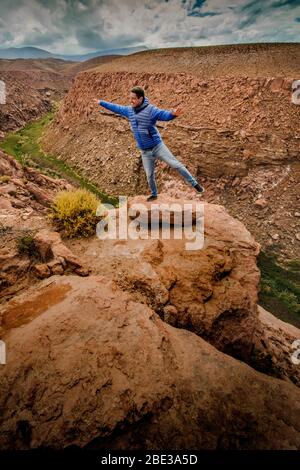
[42,45,300,260]
[0,55,121,136]
[0,70,52,137]
[0,150,88,300]
[1,274,300,450]
[1,149,300,448]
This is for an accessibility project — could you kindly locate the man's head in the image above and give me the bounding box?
[130,86,145,107]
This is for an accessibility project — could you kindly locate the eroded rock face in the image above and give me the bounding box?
[0,150,73,223]
[33,229,89,277]
[0,150,86,299]
[0,71,52,134]
[250,306,300,385]
[1,275,300,450]
[41,48,300,261]
[87,194,260,362]
[72,194,300,386]
[43,71,299,191]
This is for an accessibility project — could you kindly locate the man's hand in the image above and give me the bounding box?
[172,106,184,117]
[93,98,100,105]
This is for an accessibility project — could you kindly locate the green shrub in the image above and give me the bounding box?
[277,290,300,314]
[19,153,30,168]
[49,189,101,238]
[258,251,300,326]
[286,259,300,272]
[17,233,36,256]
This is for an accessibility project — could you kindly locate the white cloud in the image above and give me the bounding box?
[0,0,299,55]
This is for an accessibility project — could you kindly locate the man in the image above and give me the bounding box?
[94,86,204,201]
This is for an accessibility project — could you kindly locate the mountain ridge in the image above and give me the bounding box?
[0,45,148,61]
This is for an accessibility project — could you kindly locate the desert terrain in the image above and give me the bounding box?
[0,43,300,450]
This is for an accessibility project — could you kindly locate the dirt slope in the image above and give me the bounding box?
[0,58,75,73]
[92,43,300,78]
[0,70,52,136]
[66,55,120,75]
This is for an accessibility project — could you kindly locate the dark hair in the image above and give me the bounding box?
[131,86,145,98]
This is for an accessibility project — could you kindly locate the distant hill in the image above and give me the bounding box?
[57,46,148,61]
[0,55,121,76]
[0,47,52,59]
[66,55,121,74]
[0,45,148,61]
[0,58,75,73]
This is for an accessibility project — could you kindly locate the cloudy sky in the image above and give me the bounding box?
[0,0,299,54]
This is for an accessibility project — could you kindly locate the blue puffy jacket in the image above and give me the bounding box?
[98,97,176,150]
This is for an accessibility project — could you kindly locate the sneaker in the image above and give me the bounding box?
[193,183,205,194]
[147,195,158,202]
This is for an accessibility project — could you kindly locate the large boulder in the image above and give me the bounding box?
[251,306,300,383]
[1,275,300,450]
[0,227,89,300]
[81,194,300,386]
[93,196,258,350]
[33,229,89,276]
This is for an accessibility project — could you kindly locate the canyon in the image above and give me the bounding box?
[0,43,300,450]
[42,44,300,261]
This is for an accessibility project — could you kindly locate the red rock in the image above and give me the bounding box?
[127,193,204,226]
[93,193,300,385]
[0,197,12,210]
[163,305,178,326]
[0,184,17,195]
[74,266,90,276]
[270,78,284,93]
[271,233,280,240]
[32,263,51,279]
[33,229,87,273]
[25,182,52,207]
[47,259,65,275]
[1,275,300,450]
[254,198,268,208]
[34,230,60,261]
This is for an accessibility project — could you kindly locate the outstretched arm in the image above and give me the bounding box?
[93,98,130,118]
[151,105,184,121]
